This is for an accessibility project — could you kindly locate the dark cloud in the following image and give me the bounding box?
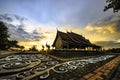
[93,14,120,32]
[7,23,44,41]
[6,23,30,41]
[0,13,44,42]
[0,14,13,22]
[32,30,45,40]
[94,15,120,25]
[85,14,120,48]
[95,41,120,49]
[85,14,120,39]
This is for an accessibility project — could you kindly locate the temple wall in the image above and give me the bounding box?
[55,36,63,49]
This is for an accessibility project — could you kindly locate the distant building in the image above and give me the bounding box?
[52,30,101,50]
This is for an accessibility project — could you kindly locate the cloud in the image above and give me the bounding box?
[90,14,120,33]
[1,13,120,49]
[0,14,13,22]
[0,13,45,42]
[95,41,120,49]
[85,24,116,33]
[8,23,44,41]
[0,13,58,49]
[84,14,120,41]
[60,14,120,49]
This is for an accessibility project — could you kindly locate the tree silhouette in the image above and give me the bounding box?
[0,21,24,51]
[0,21,9,50]
[19,46,24,50]
[8,40,18,48]
[104,0,120,13]
[29,45,38,51]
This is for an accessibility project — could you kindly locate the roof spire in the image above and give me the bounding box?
[57,28,60,32]
[56,28,58,31]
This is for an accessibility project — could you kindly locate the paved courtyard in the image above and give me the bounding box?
[0,52,120,80]
[82,56,120,80]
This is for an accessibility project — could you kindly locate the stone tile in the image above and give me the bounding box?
[82,56,120,80]
[100,69,106,72]
[103,72,109,76]
[88,72,102,80]
[83,73,93,79]
[96,77,104,80]
[94,67,102,73]
[79,78,86,80]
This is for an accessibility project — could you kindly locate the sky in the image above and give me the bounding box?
[0,0,120,49]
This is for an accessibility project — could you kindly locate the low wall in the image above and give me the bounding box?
[0,51,18,58]
[49,50,105,58]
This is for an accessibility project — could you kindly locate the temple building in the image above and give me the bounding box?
[52,30,101,50]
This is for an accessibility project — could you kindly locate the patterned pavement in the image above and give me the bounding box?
[81,56,120,80]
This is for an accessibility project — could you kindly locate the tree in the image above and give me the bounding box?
[8,40,25,51]
[104,0,120,13]
[8,40,18,48]
[19,46,24,50]
[0,21,9,50]
[29,45,38,51]
[0,21,25,51]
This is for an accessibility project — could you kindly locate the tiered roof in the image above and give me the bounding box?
[52,30,94,47]
[67,32,91,45]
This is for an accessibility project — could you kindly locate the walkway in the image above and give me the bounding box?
[81,56,120,80]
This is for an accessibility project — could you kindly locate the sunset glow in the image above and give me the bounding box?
[0,0,120,50]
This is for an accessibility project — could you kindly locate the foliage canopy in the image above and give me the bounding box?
[104,0,120,13]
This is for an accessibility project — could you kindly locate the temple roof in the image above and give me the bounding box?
[52,30,94,47]
[67,32,91,45]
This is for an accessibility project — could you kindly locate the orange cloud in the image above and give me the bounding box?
[18,15,120,50]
